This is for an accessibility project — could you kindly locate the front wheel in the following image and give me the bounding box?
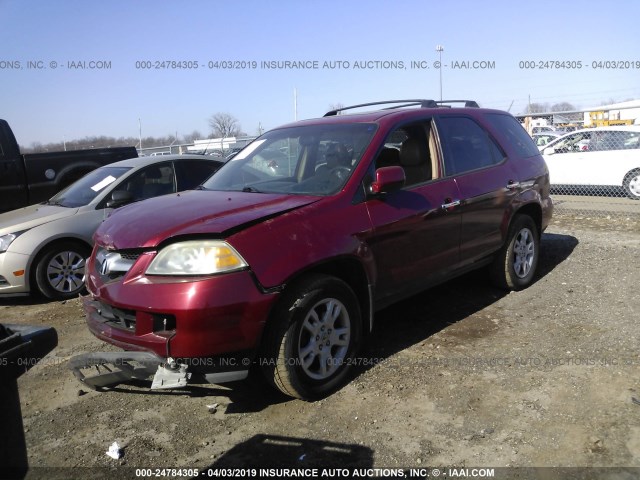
[34,242,91,300]
[623,169,640,200]
[260,274,362,400]
[490,215,539,291]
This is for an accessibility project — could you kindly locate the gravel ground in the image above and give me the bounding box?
[2,213,639,479]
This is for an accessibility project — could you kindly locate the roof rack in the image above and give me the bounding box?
[436,100,480,108]
[324,99,478,116]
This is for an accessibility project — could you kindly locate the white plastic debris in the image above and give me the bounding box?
[207,403,219,414]
[106,441,123,459]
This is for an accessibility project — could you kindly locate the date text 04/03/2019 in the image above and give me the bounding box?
[205,468,408,477]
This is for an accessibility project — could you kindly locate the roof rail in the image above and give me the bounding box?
[436,100,479,108]
[324,99,438,116]
[324,99,478,116]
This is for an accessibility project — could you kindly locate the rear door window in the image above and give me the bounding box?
[175,160,222,190]
[437,116,505,176]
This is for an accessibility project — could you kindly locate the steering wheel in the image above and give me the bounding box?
[328,166,351,181]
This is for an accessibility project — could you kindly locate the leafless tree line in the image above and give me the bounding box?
[23,112,249,153]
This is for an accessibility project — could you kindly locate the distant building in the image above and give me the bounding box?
[583,100,640,127]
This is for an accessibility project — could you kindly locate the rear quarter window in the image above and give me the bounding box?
[485,113,540,158]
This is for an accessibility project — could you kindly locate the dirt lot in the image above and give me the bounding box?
[3,212,640,479]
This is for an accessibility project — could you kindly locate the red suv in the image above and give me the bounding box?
[76,100,553,399]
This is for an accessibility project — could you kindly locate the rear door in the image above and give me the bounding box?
[435,115,518,264]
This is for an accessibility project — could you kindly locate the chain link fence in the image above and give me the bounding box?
[520,112,640,220]
[543,127,640,220]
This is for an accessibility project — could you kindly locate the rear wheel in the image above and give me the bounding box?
[623,169,640,200]
[490,215,539,290]
[260,274,362,400]
[34,241,90,300]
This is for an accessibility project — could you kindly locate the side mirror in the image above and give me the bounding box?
[370,166,405,195]
[106,190,133,208]
[543,147,556,155]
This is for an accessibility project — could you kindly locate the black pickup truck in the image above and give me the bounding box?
[0,119,138,213]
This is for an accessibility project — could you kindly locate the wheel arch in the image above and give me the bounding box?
[263,256,373,342]
[623,167,640,179]
[512,202,542,238]
[28,236,93,291]
[623,167,640,199]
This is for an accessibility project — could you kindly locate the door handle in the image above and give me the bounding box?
[506,180,521,190]
[441,199,461,209]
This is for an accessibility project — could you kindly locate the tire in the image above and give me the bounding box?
[490,215,539,291]
[260,274,362,400]
[623,169,640,200]
[34,241,91,300]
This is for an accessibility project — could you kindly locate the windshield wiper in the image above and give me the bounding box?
[241,186,262,193]
[43,199,65,207]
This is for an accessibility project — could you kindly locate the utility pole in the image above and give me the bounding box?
[436,45,444,101]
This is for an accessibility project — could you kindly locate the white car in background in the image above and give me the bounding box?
[542,126,640,199]
[0,154,223,300]
[532,131,563,149]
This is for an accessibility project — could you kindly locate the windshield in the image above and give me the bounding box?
[48,166,132,207]
[202,123,377,196]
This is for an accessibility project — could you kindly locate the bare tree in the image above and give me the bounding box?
[208,113,243,138]
[183,130,203,143]
[551,102,576,112]
[523,102,549,114]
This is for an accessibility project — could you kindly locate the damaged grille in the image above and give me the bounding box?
[95,248,142,282]
[96,302,137,331]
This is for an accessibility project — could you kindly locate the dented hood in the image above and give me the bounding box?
[95,190,320,249]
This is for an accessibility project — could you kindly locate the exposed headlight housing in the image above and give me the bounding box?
[146,240,248,276]
[0,233,19,253]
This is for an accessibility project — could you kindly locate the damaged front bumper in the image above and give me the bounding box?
[68,351,249,391]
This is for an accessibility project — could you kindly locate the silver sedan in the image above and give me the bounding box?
[0,154,223,300]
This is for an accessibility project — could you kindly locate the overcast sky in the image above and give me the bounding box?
[2,0,639,146]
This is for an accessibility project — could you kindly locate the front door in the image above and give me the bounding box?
[363,119,462,308]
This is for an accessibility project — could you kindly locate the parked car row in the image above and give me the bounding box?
[0,155,224,299]
[5,102,636,400]
[1,101,557,399]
